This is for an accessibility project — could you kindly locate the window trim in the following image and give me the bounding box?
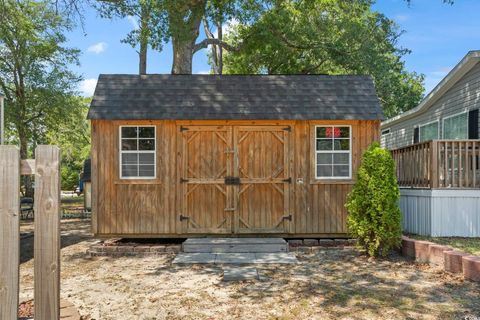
[119,125,157,180]
[418,119,440,142]
[314,125,352,180]
[442,110,469,139]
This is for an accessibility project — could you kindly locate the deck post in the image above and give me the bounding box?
[34,145,61,320]
[0,146,20,320]
[430,140,438,188]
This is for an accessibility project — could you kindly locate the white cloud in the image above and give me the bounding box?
[79,78,97,97]
[127,16,139,30]
[87,42,108,54]
[196,70,211,75]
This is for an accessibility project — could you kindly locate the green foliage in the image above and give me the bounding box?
[345,143,402,257]
[96,0,168,52]
[0,0,87,192]
[222,0,425,118]
[46,96,91,190]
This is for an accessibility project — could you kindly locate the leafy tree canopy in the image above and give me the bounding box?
[222,0,425,118]
[0,0,87,191]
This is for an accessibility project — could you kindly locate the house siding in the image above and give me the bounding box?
[382,61,480,149]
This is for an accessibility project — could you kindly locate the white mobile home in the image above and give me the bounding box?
[382,51,480,237]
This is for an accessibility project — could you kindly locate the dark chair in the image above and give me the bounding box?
[20,197,34,219]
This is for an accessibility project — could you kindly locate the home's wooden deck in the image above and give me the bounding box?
[391,140,480,189]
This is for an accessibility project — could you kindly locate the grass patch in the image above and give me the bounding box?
[408,235,480,256]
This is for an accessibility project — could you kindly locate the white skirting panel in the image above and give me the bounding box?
[400,188,480,237]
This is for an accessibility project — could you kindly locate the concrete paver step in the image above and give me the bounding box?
[172,252,298,264]
[183,238,288,253]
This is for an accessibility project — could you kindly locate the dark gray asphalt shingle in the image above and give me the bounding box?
[87,74,384,120]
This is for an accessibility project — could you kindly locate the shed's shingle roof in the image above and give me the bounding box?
[87,74,383,120]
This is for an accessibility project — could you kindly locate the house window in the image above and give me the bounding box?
[419,121,439,142]
[120,126,156,179]
[315,126,351,179]
[443,112,468,139]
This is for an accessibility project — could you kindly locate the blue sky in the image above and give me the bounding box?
[71,0,480,97]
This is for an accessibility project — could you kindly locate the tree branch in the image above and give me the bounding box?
[193,38,239,53]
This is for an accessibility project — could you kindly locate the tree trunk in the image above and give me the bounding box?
[171,38,195,74]
[168,0,205,74]
[139,3,149,75]
[216,21,223,75]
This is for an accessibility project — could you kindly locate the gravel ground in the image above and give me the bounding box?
[19,219,480,320]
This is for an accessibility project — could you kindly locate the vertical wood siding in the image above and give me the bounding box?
[91,119,380,237]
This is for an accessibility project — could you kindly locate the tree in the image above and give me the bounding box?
[346,143,402,257]
[0,0,81,195]
[221,0,425,118]
[96,0,168,74]
[46,97,90,190]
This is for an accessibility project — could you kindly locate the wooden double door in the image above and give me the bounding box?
[179,125,292,234]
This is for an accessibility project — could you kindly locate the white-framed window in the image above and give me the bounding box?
[419,120,439,142]
[315,125,351,179]
[119,126,156,179]
[443,111,468,139]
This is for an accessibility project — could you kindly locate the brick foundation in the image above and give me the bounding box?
[401,235,480,282]
[288,238,356,252]
[88,242,181,257]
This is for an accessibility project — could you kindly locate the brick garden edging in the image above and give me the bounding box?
[288,239,357,252]
[401,235,480,283]
[87,240,181,257]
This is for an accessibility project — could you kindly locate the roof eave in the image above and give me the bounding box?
[381,50,480,129]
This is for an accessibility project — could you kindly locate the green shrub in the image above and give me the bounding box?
[346,142,402,257]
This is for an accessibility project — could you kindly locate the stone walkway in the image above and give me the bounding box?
[172,252,298,265]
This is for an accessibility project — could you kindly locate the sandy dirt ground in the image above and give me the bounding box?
[19,219,480,320]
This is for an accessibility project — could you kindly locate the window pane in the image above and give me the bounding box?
[139,165,155,177]
[121,127,137,138]
[333,153,349,164]
[122,139,137,151]
[316,140,332,151]
[139,139,155,150]
[122,153,138,165]
[333,139,349,150]
[338,127,350,138]
[333,165,350,177]
[317,153,332,165]
[419,122,438,141]
[316,127,328,138]
[317,165,332,177]
[139,153,155,165]
[122,165,138,177]
[444,114,468,139]
[139,127,155,138]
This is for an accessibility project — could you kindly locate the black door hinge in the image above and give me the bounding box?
[283,126,291,132]
[282,177,292,183]
[180,126,189,132]
[179,214,189,221]
[282,214,293,221]
[180,178,189,183]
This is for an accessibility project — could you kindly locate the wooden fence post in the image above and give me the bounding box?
[0,146,20,320]
[34,146,61,320]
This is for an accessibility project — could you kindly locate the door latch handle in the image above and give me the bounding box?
[179,214,189,221]
[282,214,292,221]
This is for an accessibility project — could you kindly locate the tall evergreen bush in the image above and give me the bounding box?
[346,142,402,257]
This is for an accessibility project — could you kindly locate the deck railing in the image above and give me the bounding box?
[391,140,480,189]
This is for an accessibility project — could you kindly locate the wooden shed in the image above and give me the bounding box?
[87,74,383,238]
